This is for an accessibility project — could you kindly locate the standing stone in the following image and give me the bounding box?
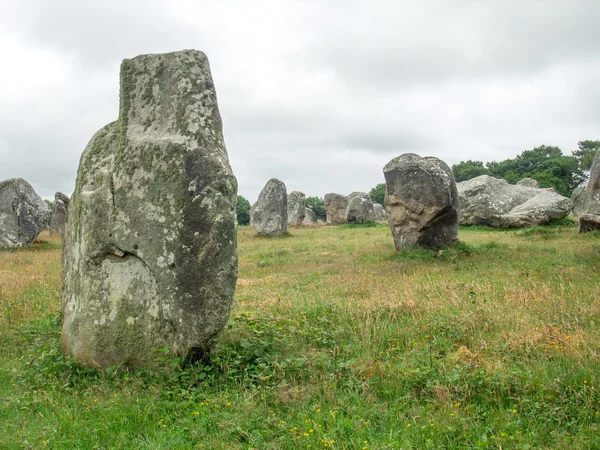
[62,50,238,369]
[49,192,70,235]
[373,203,387,221]
[580,150,600,232]
[345,192,375,223]
[303,207,317,225]
[324,193,348,225]
[516,178,540,188]
[287,191,306,226]
[0,178,50,249]
[253,179,287,236]
[571,181,588,217]
[249,202,257,227]
[384,153,459,251]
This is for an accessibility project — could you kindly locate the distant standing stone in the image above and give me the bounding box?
[373,203,387,221]
[345,192,375,223]
[384,153,459,251]
[579,150,600,232]
[287,191,306,226]
[249,202,256,227]
[0,178,50,248]
[303,207,317,225]
[50,192,70,235]
[324,193,348,225]
[62,50,238,369]
[253,179,288,236]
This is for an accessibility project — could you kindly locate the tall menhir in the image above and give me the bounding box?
[62,50,238,369]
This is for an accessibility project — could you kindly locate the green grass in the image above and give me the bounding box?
[1,226,599,449]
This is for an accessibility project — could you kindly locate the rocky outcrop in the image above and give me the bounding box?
[287,191,306,226]
[303,207,317,225]
[580,151,600,232]
[0,178,50,248]
[373,203,386,221]
[324,193,347,225]
[384,153,459,251]
[253,179,287,236]
[49,192,69,235]
[345,192,375,223]
[62,50,238,369]
[571,182,588,217]
[457,175,572,228]
[516,178,540,188]
[499,190,573,228]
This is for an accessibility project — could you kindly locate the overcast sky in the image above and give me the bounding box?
[2,0,600,202]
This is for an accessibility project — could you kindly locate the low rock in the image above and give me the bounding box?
[373,203,386,221]
[0,178,50,248]
[287,191,306,226]
[499,190,573,228]
[345,192,375,223]
[253,179,287,236]
[303,207,317,225]
[324,193,348,224]
[384,154,459,251]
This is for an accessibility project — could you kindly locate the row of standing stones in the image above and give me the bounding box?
[1,49,599,369]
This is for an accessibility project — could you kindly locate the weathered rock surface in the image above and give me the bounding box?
[50,192,70,235]
[345,192,375,223]
[384,153,459,251]
[580,150,600,232]
[373,203,387,221]
[516,178,540,188]
[287,191,306,226]
[0,178,50,248]
[303,207,317,225]
[571,182,588,217]
[62,50,238,369]
[253,179,287,235]
[499,190,573,228]
[458,175,572,228]
[324,193,347,224]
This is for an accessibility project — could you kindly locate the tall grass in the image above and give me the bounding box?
[1,225,599,448]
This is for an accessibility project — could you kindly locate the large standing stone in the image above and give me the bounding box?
[324,193,348,225]
[253,179,287,236]
[458,175,572,228]
[0,178,50,248]
[571,182,588,217]
[580,150,600,232]
[287,191,306,226]
[372,203,387,221]
[49,192,70,235]
[62,50,238,369]
[384,153,459,251]
[345,192,375,223]
[302,207,317,225]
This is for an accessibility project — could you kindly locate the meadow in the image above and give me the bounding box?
[1,223,599,449]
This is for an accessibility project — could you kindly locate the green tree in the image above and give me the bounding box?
[487,145,581,196]
[369,183,386,205]
[573,140,600,174]
[236,195,251,225]
[305,196,326,221]
[451,160,489,182]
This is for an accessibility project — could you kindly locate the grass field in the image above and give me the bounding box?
[1,223,599,449]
